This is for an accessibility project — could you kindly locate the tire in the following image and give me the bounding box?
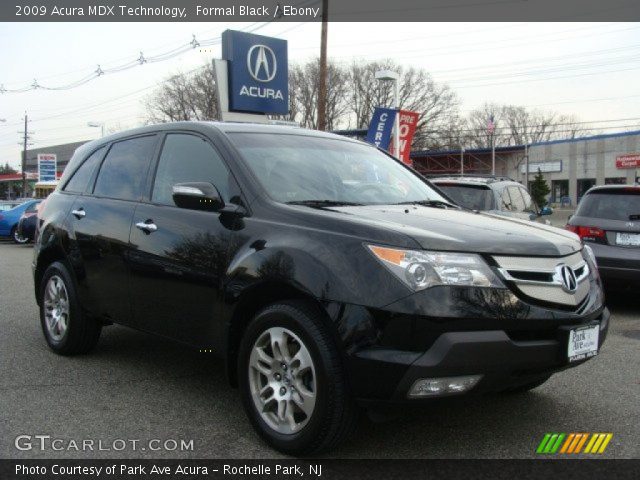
[39,261,101,355]
[503,375,552,394]
[238,300,358,455]
[11,225,29,244]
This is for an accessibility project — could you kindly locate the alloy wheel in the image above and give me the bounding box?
[248,327,317,434]
[43,275,70,341]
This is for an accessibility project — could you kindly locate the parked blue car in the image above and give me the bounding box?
[0,200,41,244]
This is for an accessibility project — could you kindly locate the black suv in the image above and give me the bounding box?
[33,122,608,454]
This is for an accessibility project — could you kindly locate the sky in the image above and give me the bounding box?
[0,21,639,169]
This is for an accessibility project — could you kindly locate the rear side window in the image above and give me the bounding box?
[152,133,230,206]
[435,184,494,210]
[93,136,156,201]
[576,189,640,221]
[64,147,105,193]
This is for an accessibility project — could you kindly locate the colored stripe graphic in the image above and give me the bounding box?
[537,433,613,454]
[537,434,552,454]
[574,433,589,453]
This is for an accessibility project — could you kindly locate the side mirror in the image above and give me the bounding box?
[172,182,224,212]
[540,206,553,216]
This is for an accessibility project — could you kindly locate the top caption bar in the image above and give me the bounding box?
[3,0,640,22]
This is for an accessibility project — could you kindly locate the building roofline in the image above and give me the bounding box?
[530,129,640,147]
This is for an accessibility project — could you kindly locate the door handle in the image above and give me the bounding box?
[71,208,86,219]
[135,221,158,233]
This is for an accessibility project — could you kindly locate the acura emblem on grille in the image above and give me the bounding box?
[556,264,577,293]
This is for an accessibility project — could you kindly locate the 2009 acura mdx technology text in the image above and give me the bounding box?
[33,122,609,454]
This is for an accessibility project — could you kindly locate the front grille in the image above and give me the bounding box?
[493,252,590,308]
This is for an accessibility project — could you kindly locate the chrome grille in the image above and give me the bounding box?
[493,251,590,307]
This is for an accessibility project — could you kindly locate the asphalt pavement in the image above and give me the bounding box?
[0,241,638,459]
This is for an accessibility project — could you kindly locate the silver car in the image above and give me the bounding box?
[430,175,552,223]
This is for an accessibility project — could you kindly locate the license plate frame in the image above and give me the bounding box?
[567,324,599,363]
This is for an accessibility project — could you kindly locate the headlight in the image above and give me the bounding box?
[367,245,505,291]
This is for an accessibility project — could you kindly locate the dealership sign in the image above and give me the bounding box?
[365,107,397,149]
[520,161,563,174]
[37,154,57,182]
[616,153,640,169]
[221,30,288,115]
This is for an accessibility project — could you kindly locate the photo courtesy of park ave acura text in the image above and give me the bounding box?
[0,0,639,478]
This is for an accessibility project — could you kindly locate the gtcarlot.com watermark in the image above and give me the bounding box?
[15,435,194,452]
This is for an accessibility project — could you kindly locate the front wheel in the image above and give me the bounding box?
[238,301,357,455]
[12,226,29,244]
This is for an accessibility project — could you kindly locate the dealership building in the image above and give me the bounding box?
[411,130,640,207]
[23,140,90,177]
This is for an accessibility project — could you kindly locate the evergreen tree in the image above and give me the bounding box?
[530,168,551,207]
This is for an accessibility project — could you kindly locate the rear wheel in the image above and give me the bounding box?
[39,261,101,355]
[238,301,357,455]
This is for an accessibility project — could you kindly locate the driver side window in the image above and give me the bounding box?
[152,133,229,206]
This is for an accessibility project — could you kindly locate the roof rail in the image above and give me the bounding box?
[425,173,515,182]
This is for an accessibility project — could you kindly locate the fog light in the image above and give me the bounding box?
[408,375,482,398]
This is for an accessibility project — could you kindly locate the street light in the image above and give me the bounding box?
[375,70,400,158]
[87,121,105,137]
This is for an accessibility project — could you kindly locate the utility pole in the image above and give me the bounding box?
[22,113,28,198]
[317,0,328,131]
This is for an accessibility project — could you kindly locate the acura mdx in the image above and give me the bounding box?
[33,122,609,454]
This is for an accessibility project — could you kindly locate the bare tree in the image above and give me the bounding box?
[464,103,592,148]
[144,64,219,123]
[345,60,459,150]
[288,59,349,130]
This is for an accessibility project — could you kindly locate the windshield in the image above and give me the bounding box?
[576,189,640,221]
[433,184,494,210]
[228,133,448,206]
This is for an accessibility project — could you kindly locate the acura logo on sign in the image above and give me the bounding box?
[556,265,577,293]
[247,45,277,82]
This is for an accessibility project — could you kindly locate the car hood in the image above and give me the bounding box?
[329,204,581,256]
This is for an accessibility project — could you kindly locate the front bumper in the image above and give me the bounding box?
[343,304,609,403]
[391,308,609,400]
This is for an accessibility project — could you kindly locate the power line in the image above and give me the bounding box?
[328,24,640,61]
[0,0,318,94]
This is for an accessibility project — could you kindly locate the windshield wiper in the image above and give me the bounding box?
[394,199,460,209]
[286,200,364,208]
